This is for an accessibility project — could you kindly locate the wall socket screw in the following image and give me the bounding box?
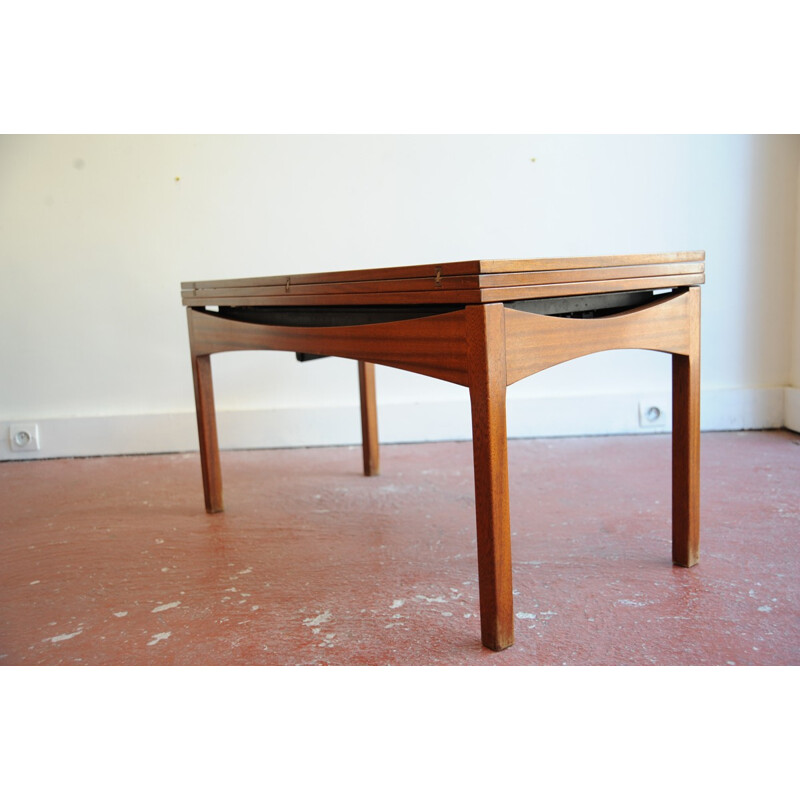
[9,423,40,452]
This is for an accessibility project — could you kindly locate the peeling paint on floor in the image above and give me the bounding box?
[43,630,83,644]
[152,601,181,613]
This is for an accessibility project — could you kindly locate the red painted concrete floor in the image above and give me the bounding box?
[1,430,798,666]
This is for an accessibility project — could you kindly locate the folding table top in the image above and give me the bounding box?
[182,251,705,308]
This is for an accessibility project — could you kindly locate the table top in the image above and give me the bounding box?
[182,251,705,308]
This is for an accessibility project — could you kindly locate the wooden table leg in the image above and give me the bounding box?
[466,304,514,651]
[358,361,380,477]
[672,287,700,566]
[190,351,224,513]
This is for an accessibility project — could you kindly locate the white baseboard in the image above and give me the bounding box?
[0,386,790,461]
[785,386,800,433]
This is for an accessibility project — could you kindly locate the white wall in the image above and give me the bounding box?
[1,134,798,459]
[787,157,800,432]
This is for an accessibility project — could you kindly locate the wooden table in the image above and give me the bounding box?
[182,251,704,651]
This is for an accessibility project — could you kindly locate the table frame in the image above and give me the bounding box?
[185,276,701,652]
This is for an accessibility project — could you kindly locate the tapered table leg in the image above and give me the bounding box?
[190,351,224,513]
[672,287,700,566]
[466,304,514,651]
[358,360,380,477]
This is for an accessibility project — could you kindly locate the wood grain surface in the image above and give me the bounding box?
[189,306,471,385]
[358,361,380,477]
[672,287,701,567]
[182,251,704,290]
[466,304,514,651]
[181,252,705,307]
[504,288,694,384]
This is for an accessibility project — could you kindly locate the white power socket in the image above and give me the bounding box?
[9,423,40,451]
[638,399,670,428]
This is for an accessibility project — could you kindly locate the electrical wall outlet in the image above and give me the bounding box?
[9,423,40,451]
[638,399,669,428]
